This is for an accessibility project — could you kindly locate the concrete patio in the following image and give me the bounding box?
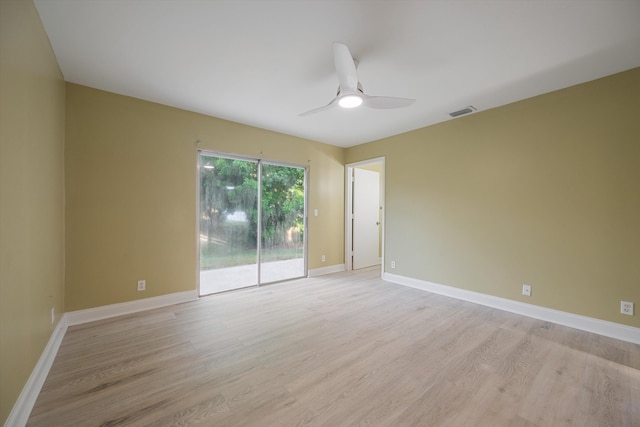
[199,258,305,295]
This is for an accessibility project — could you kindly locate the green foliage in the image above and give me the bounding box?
[199,156,304,269]
[199,157,258,245]
[261,164,305,248]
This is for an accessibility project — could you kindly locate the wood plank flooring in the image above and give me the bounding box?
[28,268,640,426]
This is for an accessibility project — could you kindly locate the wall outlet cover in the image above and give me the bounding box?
[621,301,634,316]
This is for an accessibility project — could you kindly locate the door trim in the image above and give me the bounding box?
[344,157,385,275]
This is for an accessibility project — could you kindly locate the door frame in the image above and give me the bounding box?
[196,149,309,296]
[345,157,385,274]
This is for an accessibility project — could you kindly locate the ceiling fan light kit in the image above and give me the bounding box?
[300,42,415,116]
[338,94,363,108]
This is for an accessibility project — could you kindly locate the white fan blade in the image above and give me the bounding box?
[364,95,415,109]
[333,42,358,92]
[299,97,338,116]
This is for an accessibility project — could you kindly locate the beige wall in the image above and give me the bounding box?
[346,67,640,328]
[0,0,66,422]
[65,83,344,311]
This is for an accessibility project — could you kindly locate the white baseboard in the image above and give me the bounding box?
[65,290,198,326]
[308,264,346,277]
[383,272,640,345]
[5,316,69,427]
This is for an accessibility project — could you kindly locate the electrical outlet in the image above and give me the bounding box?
[137,280,146,291]
[321,255,326,263]
[522,284,532,297]
[391,261,396,269]
[621,301,634,316]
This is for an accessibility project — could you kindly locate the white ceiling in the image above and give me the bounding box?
[34,0,640,148]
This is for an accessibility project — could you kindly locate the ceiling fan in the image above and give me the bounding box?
[300,42,415,116]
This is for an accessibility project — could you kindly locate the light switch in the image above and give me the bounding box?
[314,209,318,216]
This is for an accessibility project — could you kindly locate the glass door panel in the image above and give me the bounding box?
[199,155,258,294]
[260,163,306,283]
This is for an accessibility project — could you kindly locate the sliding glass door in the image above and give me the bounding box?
[260,163,305,283]
[199,155,259,294]
[199,153,306,295]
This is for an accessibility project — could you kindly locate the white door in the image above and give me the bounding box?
[352,168,380,269]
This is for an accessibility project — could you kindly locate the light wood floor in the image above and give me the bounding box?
[29,268,640,426]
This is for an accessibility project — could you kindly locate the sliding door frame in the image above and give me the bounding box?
[196,149,309,295]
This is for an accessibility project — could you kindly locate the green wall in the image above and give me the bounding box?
[346,67,640,328]
[0,0,66,422]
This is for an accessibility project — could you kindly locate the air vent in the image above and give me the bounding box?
[449,106,477,118]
